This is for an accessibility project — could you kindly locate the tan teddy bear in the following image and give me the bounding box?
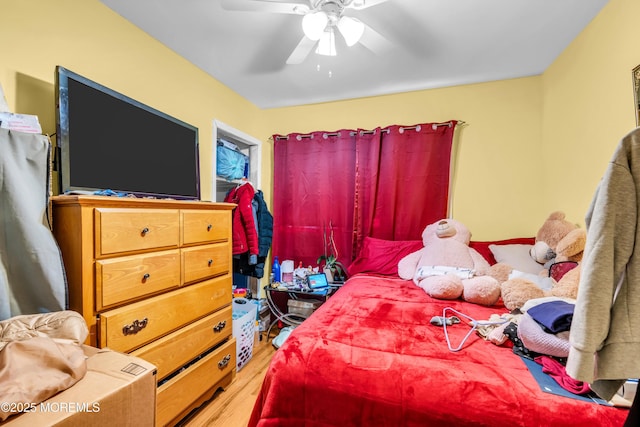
[530,211,586,268]
[501,263,581,311]
[499,211,586,311]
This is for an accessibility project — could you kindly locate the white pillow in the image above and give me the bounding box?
[489,244,545,275]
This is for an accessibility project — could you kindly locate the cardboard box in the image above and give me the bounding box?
[1,346,157,426]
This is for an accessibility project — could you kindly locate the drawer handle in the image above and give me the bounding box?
[208,259,213,266]
[141,227,150,236]
[207,224,212,231]
[122,317,148,336]
[213,320,227,332]
[142,273,150,282]
[218,354,231,369]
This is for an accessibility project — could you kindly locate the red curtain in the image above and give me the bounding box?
[353,122,456,256]
[272,130,356,268]
[273,121,456,268]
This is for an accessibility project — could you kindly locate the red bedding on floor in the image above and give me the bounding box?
[249,275,628,427]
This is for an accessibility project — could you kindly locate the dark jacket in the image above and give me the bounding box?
[234,190,273,279]
[254,190,273,258]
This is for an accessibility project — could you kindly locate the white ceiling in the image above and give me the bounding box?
[99,0,608,109]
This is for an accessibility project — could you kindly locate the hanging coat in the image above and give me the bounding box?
[235,190,273,278]
[566,127,640,400]
[254,190,273,259]
[0,129,68,320]
[224,183,259,257]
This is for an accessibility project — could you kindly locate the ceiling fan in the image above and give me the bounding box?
[220,0,390,64]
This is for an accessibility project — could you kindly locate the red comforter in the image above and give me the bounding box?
[249,275,628,427]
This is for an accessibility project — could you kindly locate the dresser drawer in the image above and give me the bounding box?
[182,242,230,284]
[131,306,232,380]
[95,249,181,311]
[156,338,236,427]
[182,210,231,245]
[95,208,180,257]
[98,275,232,352]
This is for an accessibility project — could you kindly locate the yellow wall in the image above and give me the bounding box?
[542,0,640,228]
[2,0,638,241]
[262,77,545,240]
[0,0,266,201]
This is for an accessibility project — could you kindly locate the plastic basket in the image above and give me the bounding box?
[232,298,257,371]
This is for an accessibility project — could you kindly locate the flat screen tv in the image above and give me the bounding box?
[55,66,200,200]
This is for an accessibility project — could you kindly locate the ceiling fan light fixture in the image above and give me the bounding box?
[302,11,329,40]
[316,27,336,56]
[337,15,365,46]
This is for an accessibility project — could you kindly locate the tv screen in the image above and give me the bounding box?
[55,66,200,200]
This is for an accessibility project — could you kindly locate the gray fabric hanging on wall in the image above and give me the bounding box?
[0,128,67,320]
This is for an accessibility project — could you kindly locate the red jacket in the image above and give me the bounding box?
[224,183,259,256]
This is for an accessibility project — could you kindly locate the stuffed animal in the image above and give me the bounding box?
[530,211,586,269]
[398,219,501,306]
[501,264,581,311]
[499,211,586,311]
[489,211,586,284]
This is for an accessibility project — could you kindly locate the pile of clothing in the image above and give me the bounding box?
[503,297,591,395]
[476,296,589,395]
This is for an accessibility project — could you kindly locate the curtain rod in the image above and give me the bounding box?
[275,120,466,140]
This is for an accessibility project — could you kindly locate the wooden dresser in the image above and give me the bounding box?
[51,195,237,426]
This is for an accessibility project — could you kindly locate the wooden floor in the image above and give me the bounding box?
[178,332,277,427]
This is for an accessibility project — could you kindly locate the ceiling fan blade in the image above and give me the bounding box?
[348,0,389,11]
[286,36,317,64]
[358,22,394,55]
[220,0,309,14]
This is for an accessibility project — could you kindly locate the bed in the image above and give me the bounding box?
[249,238,629,427]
